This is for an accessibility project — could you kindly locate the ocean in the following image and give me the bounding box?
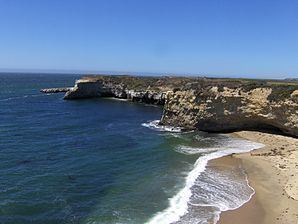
[0,73,263,224]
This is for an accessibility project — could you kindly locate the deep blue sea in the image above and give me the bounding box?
[0,73,263,224]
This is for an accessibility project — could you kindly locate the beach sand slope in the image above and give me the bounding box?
[218,131,298,224]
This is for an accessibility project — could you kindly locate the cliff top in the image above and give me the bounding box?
[80,75,298,101]
[59,74,297,136]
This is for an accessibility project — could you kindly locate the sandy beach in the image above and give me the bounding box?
[217,131,298,224]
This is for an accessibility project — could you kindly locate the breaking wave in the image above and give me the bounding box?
[142,120,182,133]
[146,133,264,224]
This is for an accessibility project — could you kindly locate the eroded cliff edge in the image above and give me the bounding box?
[50,75,298,136]
[161,81,298,136]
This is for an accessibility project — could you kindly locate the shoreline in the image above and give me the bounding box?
[217,131,298,224]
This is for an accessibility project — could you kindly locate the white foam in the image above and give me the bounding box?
[146,137,264,224]
[175,146,218,155]
[142,120,182,133]
[109,97,129,101]
[188,159,256,223]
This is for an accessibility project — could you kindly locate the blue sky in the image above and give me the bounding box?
[0,0,297,78]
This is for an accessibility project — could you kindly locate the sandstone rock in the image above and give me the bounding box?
[161,86,298,136]
[64,79,105,99]
[47,75,297,137]
[63,77,166,105]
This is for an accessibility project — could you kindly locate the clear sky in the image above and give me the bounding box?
[0,0,297,78]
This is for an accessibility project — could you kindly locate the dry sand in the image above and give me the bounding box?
[217,131,298,224]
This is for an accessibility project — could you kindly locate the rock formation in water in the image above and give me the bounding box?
[40,87,73,93]
[63,76,191,105]
[42,75,298,136]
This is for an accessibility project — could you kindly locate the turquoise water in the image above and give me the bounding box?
[0,74,262,224]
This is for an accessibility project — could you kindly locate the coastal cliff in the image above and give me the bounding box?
[160,82,298,136]
[63,75,193,104]
[45,75,298,137]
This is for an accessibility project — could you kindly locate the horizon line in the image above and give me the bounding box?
[0,67,296,80]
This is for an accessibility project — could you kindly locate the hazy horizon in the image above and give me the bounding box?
[0,67,297,80]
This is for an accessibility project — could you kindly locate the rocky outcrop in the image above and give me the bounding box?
[44,75,298,137]
[160,83,298,136]
[64,79,110,99]
[40,87,72,93]
[63,76,169,105]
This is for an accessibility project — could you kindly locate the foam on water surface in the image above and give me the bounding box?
[143,123,264,224]
[142,120,182,133]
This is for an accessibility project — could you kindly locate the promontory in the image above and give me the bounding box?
[41,75,298,137]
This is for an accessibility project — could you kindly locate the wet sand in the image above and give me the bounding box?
[207,155,265,224]
[217,131,298,224]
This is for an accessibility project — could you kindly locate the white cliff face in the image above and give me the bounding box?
[64,79,104,99]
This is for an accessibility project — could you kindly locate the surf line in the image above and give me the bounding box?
[145,136,264,224]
